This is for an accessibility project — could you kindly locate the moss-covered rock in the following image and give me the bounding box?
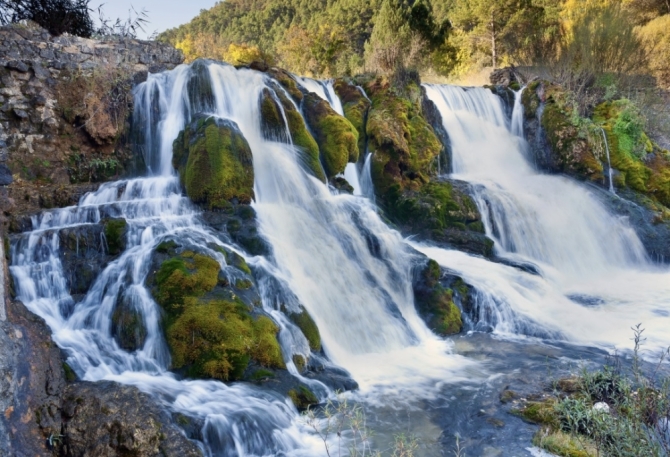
[151,251,284,381]
[303,92,359,178]
[333,79,371,156]
[173,114,254,210]
[413,259,463,336]
[103,218,127,256]
[594,101,670,207]
[288,386,318,411]
[288,308,321,352]
[259,86,325,181]
[365,78,442,197]
[541,95,603,181]
[267,68,304,103]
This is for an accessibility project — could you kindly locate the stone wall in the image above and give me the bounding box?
[0,23,183,225]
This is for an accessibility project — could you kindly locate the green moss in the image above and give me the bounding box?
[173,116,254,209]
[512,399,559,426]
[333,79,371,159]
[290,310,321,351]
[103,218,127,256]
[533,429,597,457]
[522,81,541,120]
[156,240,178,254]
[259,87,325,181]
[292,354,306,372]
[249,369,276,381]
[593,101,667,199]
[155,252,220,314]
[365,79,441,199]
[226,251,252,275]
[166,297,284,381]
[423,259,441,286]
[303,93,359,178]
[541,101,603,180]
[235,279,253,290]
[288,386,318,411]
[63,362,77,382]
[384,181,465,231]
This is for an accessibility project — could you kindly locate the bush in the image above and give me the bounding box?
[0,0,94,37]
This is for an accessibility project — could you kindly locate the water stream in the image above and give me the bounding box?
[8,62,670,456]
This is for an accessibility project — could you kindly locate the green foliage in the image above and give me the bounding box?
[173,116,254,210]
[155,252,219,313]
[62,362,77,382]
[103,218,126,256]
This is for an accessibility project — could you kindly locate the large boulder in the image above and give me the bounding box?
[173,114,254,210]
[413,258,463,336]
[60,381,202,457]
[149,247,285,382]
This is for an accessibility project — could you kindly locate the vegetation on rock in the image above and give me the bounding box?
[152,251,285,381]
[414,259,463,336]
[103,218,127,256]
[173,115,255,210]
[302,92,359,178]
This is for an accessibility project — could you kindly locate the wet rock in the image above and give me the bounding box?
[413,258,463,336]
[111,295,147,352]
[61,381,202,457]
[58,224,110,296]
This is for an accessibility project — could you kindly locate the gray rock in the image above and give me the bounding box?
[61,381,203,457]
[6,60,29,72]
[0,164,12,185]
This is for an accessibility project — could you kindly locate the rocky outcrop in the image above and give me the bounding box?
[60,381,202,457]
[0,23,183,224]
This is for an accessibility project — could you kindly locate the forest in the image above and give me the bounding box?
[158,0,670,87]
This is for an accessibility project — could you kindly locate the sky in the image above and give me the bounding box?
[88,0,215,39]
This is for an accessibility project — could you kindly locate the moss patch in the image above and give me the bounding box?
[103,218,127,256]
[541,96,603,181]
[303,92,359,178]
[594,101,670,207]
[365,78,442,198]
[259,86,325,181]
[288,386,318,411]
[153,251,285,382]
[414,259,462,336]
[532,429,597,457]
[290,309,321,352]
[173,115,254,209]
[334,79,371,158]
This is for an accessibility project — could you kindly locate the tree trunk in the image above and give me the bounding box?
[490,12,497,69]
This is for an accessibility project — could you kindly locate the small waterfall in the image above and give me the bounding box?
[421,84,670,352]
[510,88,525,137]
[600,127,616,194]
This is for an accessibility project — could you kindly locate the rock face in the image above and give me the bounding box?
[173,114,254,209]
[60,381,202,457]
[0,23,183,224]
[518,78,670,262]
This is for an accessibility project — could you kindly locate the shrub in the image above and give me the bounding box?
[0,0,94,37]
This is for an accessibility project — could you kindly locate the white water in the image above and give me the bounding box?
[600,127,616,194]
[8,63,481,456]
[422,85,670,352]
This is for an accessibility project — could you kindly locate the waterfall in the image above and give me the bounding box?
[600,127,616,194]
[419,84,670,351]
[8,63,478,456]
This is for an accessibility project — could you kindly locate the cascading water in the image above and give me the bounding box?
[8,62,479,456]
[420,85,670,351]
[600,127,616,194]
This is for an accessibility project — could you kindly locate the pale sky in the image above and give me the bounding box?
[89,0,216,39]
